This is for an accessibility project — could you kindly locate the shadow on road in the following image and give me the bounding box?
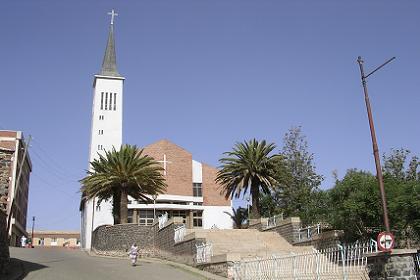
[8,258,47,280]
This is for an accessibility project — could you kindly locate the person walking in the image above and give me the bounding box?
[128,243,139,266]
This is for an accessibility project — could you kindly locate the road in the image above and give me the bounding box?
[9,247,209,280]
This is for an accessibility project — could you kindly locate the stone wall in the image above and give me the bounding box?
[293,230,343,249]
[0,210,9,274]
[92,223,155,257]
[0,150,13,212]
[367,249,419,280]
[262,217,301,244]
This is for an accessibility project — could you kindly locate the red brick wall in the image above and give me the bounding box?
[142,139,231,206]
[202,164,230,206]
[143,140,193,196]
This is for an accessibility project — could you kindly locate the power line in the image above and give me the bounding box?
[31,148,79,184]
[32,173,79,198]
[31,139,85,177]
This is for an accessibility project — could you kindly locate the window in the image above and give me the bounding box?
[128,209,134,223]
[105,92,108,110]
[193,183,202,197]
[109,92,113,110]
[51,237,57,242]
[99,130,103,135]
[193,211,203,227]
[98,144,103,150]
[113,93,117,110]
[96,204,101,211]
[99,115,104,120]
[100,92,104,110]
[139,210,154,225]
[170,210,187,224]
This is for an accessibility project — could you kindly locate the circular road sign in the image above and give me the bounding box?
[377,232,395,252]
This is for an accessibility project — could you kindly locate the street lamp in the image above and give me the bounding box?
[357,56,395,234]
[246,195,250,220]
[152,194,158,219]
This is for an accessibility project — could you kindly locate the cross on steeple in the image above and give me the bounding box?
[108,9,118,25]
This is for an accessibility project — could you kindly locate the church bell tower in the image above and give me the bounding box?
[81,10,125,250]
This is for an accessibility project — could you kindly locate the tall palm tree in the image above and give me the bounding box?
[216,139,279,219]
[80,145,166,224]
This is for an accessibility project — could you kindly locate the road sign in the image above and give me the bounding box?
[377,232,395,252]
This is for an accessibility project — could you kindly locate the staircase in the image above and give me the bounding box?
[185,228,312,259]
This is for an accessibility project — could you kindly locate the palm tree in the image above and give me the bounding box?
[224,207,248,229]
[216,139,279,219]
[80,145,166,224]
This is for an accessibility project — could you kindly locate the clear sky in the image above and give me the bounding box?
[2,1,419,231]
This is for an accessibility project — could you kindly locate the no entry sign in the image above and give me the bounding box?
[377,232,395,252]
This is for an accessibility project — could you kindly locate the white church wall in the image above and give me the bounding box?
[89,77,123,162]
[203,206,233,229]
[192,160,202,183]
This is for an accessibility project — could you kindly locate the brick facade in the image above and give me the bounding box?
[202,163,229,206]
[0,131,32,246]
[143,140,193,196]
[142,139,230,207]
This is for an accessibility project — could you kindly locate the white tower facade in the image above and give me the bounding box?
[81,11,124,250]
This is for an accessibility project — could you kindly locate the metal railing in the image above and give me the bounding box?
[174,224,186,243]
[232,240,376,280]
[266,214,284,228]
[158,212,168,230]
[195,242,213,264]
[297,224,321,241]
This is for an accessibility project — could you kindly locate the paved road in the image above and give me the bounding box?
[9,247,208,280]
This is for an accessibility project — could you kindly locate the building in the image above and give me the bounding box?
[80,10,124,250]
[0,131,32,246]
[80,11,232,250]
[128,139,232,229]
[32,231,80,248]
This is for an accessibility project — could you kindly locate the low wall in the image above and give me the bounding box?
[293,230,343,249]
[262,217,301,244]
[92,223,155,257]
[367,249,420,280]
[0,211,9,274]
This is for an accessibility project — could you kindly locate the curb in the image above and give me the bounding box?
[86,250,226,280]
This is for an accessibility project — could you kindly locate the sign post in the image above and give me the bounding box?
[377,232,395,252]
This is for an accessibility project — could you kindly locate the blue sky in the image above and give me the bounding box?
[2,1,419,230]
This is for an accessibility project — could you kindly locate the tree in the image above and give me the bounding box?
[224,207,248,229]
[328,169,382,242]
[216,139,280,219]
[80,145,166,224]
[275,127,323,224]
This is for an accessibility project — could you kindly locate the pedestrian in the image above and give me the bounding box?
[20,236,27,248]
[128,243,139,266]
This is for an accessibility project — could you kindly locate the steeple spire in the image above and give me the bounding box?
[99,9,120,77]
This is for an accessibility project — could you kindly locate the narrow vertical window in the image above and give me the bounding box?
[105,93,108,110]
[113,93,117,110]
[109,92,113,110]
[100,92,104,110]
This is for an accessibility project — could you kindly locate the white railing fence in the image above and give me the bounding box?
[266,213,284,228]
[174,224,186,243]
[158,212,168,229]
[195,242,213,264]
[297,224,321,241]
[232,240,376,280]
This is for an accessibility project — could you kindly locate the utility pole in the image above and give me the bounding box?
[31,216,35,247]
[357,56,395,233]
[6,135,32,242]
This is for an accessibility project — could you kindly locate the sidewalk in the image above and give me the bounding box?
[2,258,24,280]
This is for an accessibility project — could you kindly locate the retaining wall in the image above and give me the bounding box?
[0,211,9,274]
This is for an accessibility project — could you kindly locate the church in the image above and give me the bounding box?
[80,11,232,250]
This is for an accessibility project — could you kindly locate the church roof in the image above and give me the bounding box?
[99,23,121,77]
